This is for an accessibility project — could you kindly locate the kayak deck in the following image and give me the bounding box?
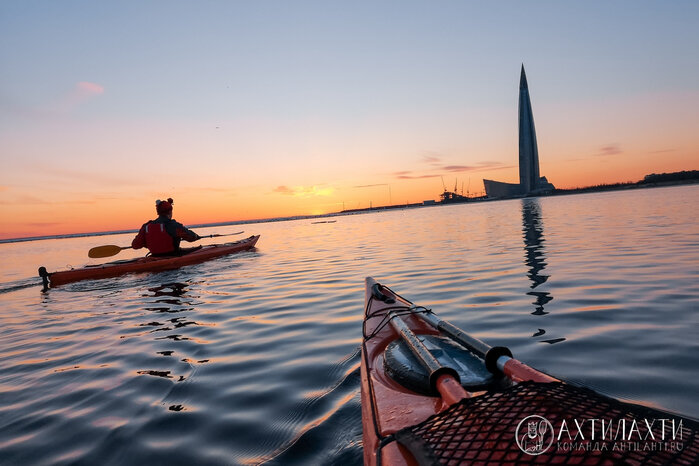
[40,235,259,288]
[393,381,699,465]
[361,277,699,465]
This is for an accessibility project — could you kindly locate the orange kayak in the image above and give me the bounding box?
[39,235,259,288]
[361,277,698,465]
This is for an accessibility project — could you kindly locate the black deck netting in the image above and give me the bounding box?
[392,382,698,465]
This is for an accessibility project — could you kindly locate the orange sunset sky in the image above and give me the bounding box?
[1,2,698,240]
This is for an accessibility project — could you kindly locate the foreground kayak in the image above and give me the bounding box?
[361,277,698,465]
[39,235,260,288]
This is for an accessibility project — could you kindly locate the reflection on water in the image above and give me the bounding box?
[0,185,697,465]
[134,282,205,394]
[147,282,190,297]
[521,199,565,344]
[143,283,195,314]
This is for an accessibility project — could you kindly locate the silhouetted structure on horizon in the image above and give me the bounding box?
[484,65,555,198]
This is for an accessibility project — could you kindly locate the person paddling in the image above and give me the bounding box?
[132,198,201,256]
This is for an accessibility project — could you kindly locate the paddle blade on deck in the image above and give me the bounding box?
[88,245,129,258]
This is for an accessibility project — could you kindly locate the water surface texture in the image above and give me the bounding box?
[1,185,697,464]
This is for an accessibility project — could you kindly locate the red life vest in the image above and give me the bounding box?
[145,221,175,254]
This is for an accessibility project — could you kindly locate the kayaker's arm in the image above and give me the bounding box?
[172,221,199,243]
[131,223,147,249]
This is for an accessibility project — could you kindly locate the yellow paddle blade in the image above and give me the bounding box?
[88,245,127,258]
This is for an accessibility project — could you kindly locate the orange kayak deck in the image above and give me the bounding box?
[361,277,454,466]
[40,235,259,288]
[361,277,699,466]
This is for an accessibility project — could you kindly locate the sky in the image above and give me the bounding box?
[1,1,698,240]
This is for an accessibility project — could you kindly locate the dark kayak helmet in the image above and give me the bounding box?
[156,197,174,215]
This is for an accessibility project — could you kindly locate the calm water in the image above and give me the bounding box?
[1,185,697,465]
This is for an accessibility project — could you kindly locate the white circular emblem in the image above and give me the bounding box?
[515,415,554,455]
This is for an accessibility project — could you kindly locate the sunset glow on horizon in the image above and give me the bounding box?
[2,2,698,240]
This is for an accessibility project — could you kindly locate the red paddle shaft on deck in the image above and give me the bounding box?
[387,310,470,405]
[418,311,556,383]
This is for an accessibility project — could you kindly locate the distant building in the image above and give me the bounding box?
[483,65,555,198]
[439,191,468,203]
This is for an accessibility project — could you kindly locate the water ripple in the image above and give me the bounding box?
[0,186,697,464]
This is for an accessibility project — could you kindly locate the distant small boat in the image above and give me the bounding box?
[311,220,337,224]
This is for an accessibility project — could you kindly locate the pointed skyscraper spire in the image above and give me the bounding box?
[520,63,528,90]
[518,64,539,193]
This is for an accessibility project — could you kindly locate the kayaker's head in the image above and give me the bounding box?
[156,198,173,218]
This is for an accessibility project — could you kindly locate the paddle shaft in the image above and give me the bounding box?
[203,231,243,238]
[373,280,467,402]
[420,312,492,358]
[418,311,556,383]
[387,310,469,405]
[88,231,245,258]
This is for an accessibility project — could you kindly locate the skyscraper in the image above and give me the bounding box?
[518,65,540,193]
[483,65,554,198]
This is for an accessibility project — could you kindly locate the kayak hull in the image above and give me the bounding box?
[360,277,699,465]
[361,277,451,466]
[361,277,555,465]
[41,235,259,288]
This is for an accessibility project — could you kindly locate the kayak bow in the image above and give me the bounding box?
[361,277,699,465]
[39,235,259,288]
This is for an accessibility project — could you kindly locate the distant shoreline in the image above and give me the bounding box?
[550,176,699,197]
[1,176,696,245]
[338,177,699,214]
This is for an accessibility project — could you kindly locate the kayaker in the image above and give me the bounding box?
[132,198,201,256]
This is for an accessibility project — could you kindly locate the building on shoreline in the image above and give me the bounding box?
[483,65,555,198]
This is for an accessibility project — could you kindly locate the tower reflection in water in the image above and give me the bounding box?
[521,199,565,344]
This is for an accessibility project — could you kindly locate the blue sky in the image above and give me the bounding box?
[1,1,698,237]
